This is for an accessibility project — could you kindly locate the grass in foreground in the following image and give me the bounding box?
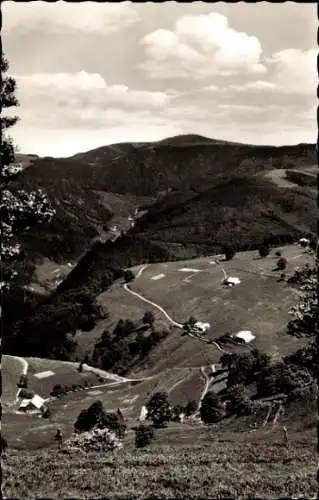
[2,432,316,499]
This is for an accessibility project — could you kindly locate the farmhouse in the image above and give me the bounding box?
[19,394,45,413]
[194,321,210,333]
[223,276,241,287]
[234,331,256,344]
[139,405,148,422]
[299,238,310,247]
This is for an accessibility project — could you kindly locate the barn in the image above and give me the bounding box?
[234,330,256,344]
[223,277,241,287]
[194,321,211,333]
[19,394,45,413]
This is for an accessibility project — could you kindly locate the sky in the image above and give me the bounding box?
[2,1,317,157]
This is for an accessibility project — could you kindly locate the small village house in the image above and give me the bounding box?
[19,394,45,413]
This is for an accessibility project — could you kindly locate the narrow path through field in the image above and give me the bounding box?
[197,366,213,412]
[3,355,29,406]
[81,363,153,383]
[123,283,183,328]
[6,355,29,376]
[135,264,149,278]
[167,375,189,395]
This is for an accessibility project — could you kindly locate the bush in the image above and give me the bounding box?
[66,428,122,453]
[135,424,154,448]
[74,401,105,433]
[277,257,287,270]
[183,316,197,333]
[171,405,184,422]
[18,388,35,399]
[200,392,225,424]
[223,245,236,261]
[142,311,155,325]
[50,384,66,398]
[74,401,126,438]
[220,353,235,368]
[251,349,272,372]
[184,400,197,417]
[17,374,28,388]
[258,244,270,258]
[99,409,126,439]
[124,270,135,283]
[275,250,282,257]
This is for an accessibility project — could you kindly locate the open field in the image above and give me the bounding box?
[84,244,311,377]
[2,244,314,453]
[25,357,108,399]
[2,425,317,499]
[2,362,213,450]
[128,245,311,352]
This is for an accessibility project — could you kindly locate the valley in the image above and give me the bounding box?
[2,136,317,500]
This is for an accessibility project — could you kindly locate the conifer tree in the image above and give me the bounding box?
[1,55,55,290]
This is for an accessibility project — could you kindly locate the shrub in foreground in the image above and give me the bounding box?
[65,428,122,453]
[135,424,155,448]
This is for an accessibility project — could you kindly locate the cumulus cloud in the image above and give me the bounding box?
[139,12,266,80]
[15,72,171,111]
[266,48,317,94]
[9,71,182,155]
[3,1,139,34]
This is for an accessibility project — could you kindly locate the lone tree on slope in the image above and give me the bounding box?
[258,243,271,258]
[223,245,236,261]
[1,55,55,290]
[146,391,172,428]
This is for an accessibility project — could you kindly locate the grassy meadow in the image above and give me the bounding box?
[2,425,317,499]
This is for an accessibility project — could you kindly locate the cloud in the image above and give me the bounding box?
[228,80,277,92]
[15,72,171,112]
[17,72,107,90]
[266,48,317,94]
[3,1,139,34]
[139,12,266,80]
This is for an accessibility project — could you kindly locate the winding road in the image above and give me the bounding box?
[3,355,29,406]
[197,366,212,411]
[123,264,226,352]
[6,355,29,376]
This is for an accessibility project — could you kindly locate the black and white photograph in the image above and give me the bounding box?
[1,1,317,498]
